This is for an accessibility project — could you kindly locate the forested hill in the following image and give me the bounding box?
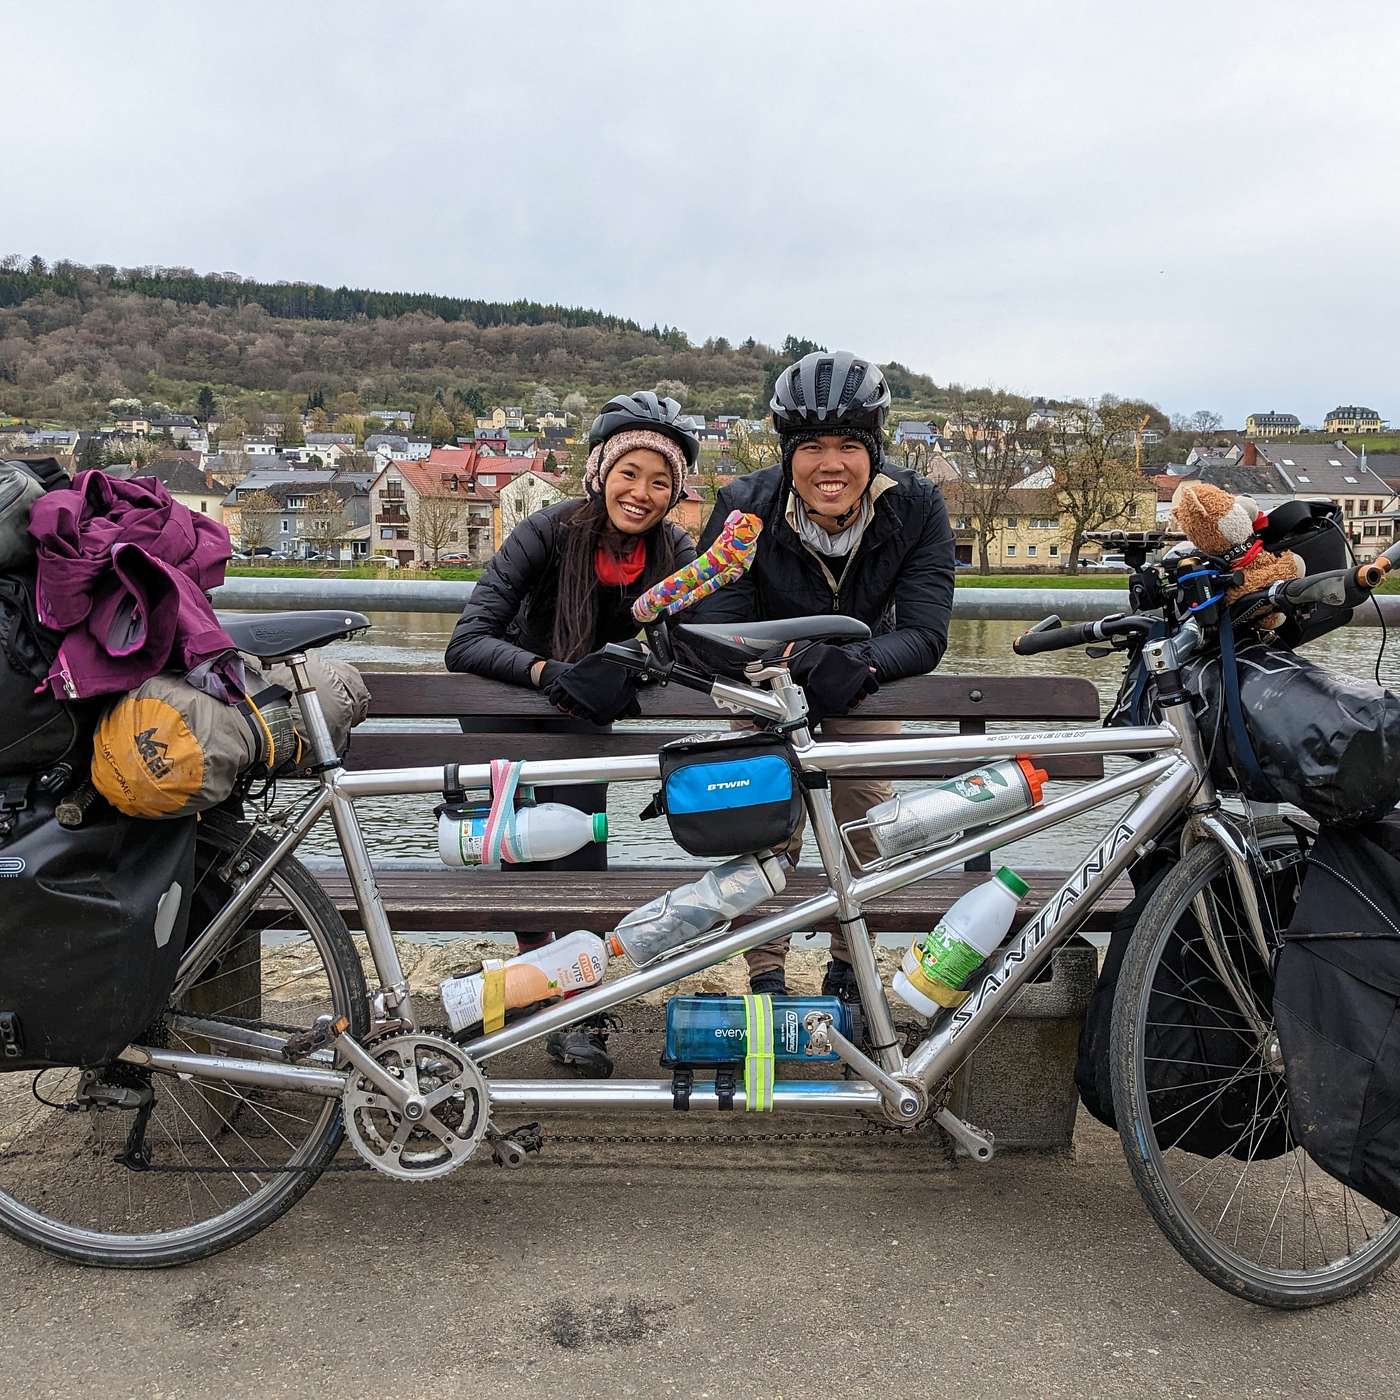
[0,259,945,425]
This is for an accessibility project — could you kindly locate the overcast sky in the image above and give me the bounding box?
[7,0,1399,424]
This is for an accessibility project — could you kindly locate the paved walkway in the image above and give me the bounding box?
[4,1113,1397,1400]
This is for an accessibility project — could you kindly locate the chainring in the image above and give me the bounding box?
[342,1032,489,1181]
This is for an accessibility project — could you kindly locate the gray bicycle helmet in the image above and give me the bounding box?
[587,390,700,469]
[770,351,891,436]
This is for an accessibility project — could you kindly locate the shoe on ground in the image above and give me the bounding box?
[748,970,788,997]
[821,958,861,1003]
[545,1018,614,1079]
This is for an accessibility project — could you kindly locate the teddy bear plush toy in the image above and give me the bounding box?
[1170,480,1304,630]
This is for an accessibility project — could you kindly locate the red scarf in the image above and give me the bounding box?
[595,537,646,586]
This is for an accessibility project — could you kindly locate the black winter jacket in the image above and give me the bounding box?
[444,500,697,687]
[688,465,956,681]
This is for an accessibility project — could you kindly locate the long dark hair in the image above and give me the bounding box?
[551,496,678,662]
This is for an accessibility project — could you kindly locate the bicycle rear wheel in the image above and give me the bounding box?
[0,809,369,1267]
[1111,817,1400,1307]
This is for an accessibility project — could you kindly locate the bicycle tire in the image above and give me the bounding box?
[1111,816,1400,1308]
[0,809,369,1268]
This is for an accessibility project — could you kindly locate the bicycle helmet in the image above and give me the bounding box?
[770,351,891,436]
[587,391,700,469]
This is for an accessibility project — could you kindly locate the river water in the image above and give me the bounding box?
[302,611,1399,874]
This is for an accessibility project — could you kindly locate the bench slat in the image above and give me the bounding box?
[341,732,1106,779]
[319,865,1131,934]
[363,671,1102,722]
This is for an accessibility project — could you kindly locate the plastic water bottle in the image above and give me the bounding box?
[663,995,853,1063]
[891,867,1030,1020]
[437,803,608,868]
[606,854,788,965]
[865,758,1047,861]
[438,930,609,1033]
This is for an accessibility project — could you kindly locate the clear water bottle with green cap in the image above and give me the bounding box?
[437,804,608,868]
[891,866,1030,1020]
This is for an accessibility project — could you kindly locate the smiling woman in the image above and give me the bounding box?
[440,391,700,1074]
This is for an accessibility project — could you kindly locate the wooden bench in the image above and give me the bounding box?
[321,671,1131,937]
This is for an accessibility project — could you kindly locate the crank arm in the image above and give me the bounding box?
[334,1030,416,1110]
[804,1012,922,1123]
[934,1107,995,1163]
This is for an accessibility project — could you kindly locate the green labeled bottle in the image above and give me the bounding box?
[891,867,1030,1019]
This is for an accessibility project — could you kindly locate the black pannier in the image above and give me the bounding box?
[1274,818,1400,1214]
[1076,853,1289,1160]
[647,730,803,858]
[0,798,196,1071]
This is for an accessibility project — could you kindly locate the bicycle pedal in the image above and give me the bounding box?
[282,1013,349,1061]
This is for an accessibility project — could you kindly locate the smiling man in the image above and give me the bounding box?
[688,350,957,999]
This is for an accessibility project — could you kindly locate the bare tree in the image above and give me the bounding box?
[727,419,778,474]
[899,438,932,474]
[1044,400,1148,571]
[410,491,465,565]
[943,393,1033,573]
[561,391,587,422]
[653,379,689,402]
[236,489,280,556]
[1189,409,1223,435]
[302,488,350,561]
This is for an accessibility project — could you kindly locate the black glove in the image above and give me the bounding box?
[777,642,879,725]
[546,648,643,726]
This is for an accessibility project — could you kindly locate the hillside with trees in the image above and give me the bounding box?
[0,258,955,427]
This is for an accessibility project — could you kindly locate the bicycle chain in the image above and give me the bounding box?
[128,1011,955,1174]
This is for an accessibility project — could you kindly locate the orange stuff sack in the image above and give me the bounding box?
[91,674,299,818]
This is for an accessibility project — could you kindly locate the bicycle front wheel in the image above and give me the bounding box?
[0,809,369,1268]
[1111,817,1400,1308]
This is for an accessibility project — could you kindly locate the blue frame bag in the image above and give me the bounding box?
[650,731,803,858]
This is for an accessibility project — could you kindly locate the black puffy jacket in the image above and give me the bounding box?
[444,500,697,687]
[688,465,956,680]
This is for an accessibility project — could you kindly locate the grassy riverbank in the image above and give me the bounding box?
[954,572,1400,593]
[225,564,482,582]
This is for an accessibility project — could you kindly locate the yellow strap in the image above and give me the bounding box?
[481,960,508,1034]
[743,993,775,1112]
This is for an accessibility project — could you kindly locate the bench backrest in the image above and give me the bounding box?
[345,673,1104,781]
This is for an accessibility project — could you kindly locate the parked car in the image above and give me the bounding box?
[370,554,401,570]
[435,553,475,566]
[1079,553,1129,573]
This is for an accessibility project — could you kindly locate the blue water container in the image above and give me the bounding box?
[663,995,852,1064]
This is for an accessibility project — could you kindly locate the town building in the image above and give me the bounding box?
[1244,410,1301,437]
[1251,441,1398,558]
[1323,405,1386,435]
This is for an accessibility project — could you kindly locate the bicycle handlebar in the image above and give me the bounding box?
[1012,613,1152,656]
[1275,555,1394,611]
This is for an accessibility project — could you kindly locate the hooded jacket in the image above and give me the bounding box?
[444,500,697,687]
[687,463,956,680]
[28,470,239,701]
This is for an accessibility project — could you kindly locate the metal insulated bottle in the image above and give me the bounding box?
[865,757,1048,861]
[607,853,788,966]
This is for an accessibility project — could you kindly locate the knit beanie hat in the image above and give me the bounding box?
[779,425,883,481]
[583,429,687,509]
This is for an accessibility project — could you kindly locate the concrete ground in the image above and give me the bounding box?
[3,1107,1398,1400]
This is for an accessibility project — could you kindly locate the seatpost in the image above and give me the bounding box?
[283,653,340,772]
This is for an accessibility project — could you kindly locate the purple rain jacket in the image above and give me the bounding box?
[27,470,240,701]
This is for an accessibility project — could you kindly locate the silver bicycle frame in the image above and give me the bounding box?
[129,642,1219,1125]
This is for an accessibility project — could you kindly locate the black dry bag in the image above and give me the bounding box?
[1274,818,1400,1214]
[0,799,195,1071]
